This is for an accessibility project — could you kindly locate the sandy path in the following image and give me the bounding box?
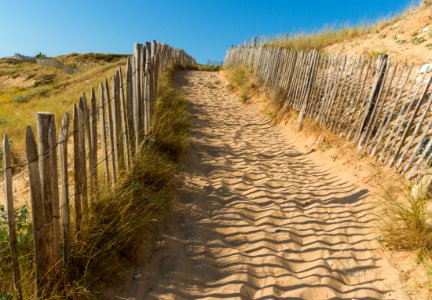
[117,71,407,299]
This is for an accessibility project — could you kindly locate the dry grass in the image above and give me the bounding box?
[0,55,127,164]
[265,1,424,51]
[182,64,222,72]
[225,65,258,102]
[266,25,382,51]
[0,64,189,299]
[380,184,432,283]
[381,187,432,250]
[0,205,35,299]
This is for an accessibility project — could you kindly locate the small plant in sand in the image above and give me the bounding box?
[318,138,332,152]
[0,205,34,298]
[265,111,274,117]
[226,65,259,103]
[366,49,389,59]
[380,185,432,281]
[412,36,427,45]
[395,39,408,45]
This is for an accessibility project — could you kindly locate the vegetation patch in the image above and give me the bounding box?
[225,65,258,102]
[0,55,126,158]
[380,185,432,282]
[412,36,427,45]
[59,53,128,68]
[0,64,189,299]
[265,23,389,51]
[183,64,222,72]
[0,205,34,299]
[395,38,408,45]
[12,89,49,103]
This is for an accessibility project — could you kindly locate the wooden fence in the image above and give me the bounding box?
[206,60,224,66]
[35,58,77,74]
[225,45,432,182]
[2,41,195,298]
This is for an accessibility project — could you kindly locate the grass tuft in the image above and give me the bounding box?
[381,186,432,251]
[225,65,258,102]
[180,64,222,72]
[380,184,432,282]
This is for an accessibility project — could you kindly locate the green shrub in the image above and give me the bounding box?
[412,36,427,45]
[0,205,34,299]
[12,89,48,103]
[35,52,47,59]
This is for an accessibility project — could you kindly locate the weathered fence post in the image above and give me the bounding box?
[357,54,388,150]
[105,79,116,184]
[126,57,135,155]
[118,67,131,170]
[72,105,82,236]
[296,49,319,130]
[58,112,70,266]
[36,112,57,277]
[98,83,110,188]
[3,134,23,300]
[78,99,89,217]
[48,114,60,272]
[90,88,99,194]
[133,43,143,149]
[26,126,49,297]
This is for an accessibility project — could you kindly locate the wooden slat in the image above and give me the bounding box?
[78,99,88,217]
[381,73,426,164]
[72,105,82,235]
[48,115,60,271]
[400,92,432,173]
[111,74,120,172]
[336,57,364,134]
[134,43,143,148]
[357,55,388,148]
[58,112,70,266]
[390,76,432,167]
[408,130,432,179]
[118,67,131,170]
[363,62,397,149]
[369,64,407,155]
[126,57,135,154]
[36,112,55,275]
[371,65,413,156]
[89,88,99,195]
[98,83,110,188]
[346,60,372,140]
[3,134,23,300]
[330,56,359,132]
[81,93,94,202]
[105,79,116,184]
[26,126,49,296]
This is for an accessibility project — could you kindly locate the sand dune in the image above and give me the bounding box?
[114,71,409,299]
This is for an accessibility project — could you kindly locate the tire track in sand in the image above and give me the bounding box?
[119,71,407,300]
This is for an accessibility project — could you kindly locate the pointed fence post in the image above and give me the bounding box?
[26,126,49,297]
[58,113,70,266]
[98,83,110,188]
[357,54,388,150]
[36,112,56,278]
[3,134,23,300]
[72,105,82,236]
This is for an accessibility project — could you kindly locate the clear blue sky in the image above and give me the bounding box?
[0,0,418,63]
